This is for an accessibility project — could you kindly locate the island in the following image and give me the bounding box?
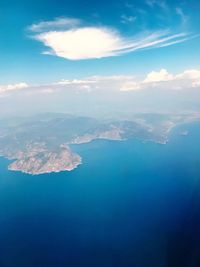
[0,112,200,175]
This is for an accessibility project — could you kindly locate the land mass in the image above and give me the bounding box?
[0,113,200,175]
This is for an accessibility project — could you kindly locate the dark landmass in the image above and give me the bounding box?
[0,112,200,175]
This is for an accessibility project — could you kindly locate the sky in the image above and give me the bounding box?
[0,0,200,117]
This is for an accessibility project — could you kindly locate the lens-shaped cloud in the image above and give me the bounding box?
[28,17,196,60]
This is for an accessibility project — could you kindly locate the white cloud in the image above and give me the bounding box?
[28,17,194,60]
[175,69,200,80]
[89,75,135,82]
[35,27,126,60]
[120,81,141,91]
[55,79,96,85]
[175,69,200,88]
[142,68,200,90]
[0,82,28,94]
[144,69,173,83]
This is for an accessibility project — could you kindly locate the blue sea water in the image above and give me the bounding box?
[0,122,200,267]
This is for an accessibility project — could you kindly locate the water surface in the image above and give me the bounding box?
[0,122,200,267]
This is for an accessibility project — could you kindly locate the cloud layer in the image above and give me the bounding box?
[28,17,195,60]
[52,69,200,92]
[2,69,200,97]
[1,69,200,117]
[0,83,28,95]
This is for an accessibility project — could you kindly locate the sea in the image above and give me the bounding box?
[0,122,200,267]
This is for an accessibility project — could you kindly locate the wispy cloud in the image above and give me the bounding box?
[175,7,188,26]
[120,14,137,24]
[146,0,168,10]
[28,17,195,60]
[28,17,81,32]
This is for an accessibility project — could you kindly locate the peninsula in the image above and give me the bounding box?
[0,113,199,175]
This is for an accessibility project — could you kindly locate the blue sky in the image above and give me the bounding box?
[0,0,200,84]
[0,0,200,118]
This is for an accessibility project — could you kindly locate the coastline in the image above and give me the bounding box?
[1,119,199,176]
